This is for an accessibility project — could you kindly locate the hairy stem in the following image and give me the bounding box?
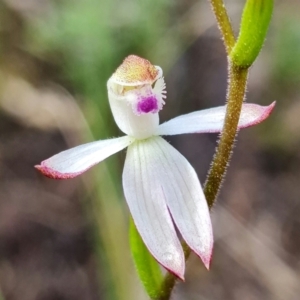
[155,1,251,299]
[209,0,235,54]
[205,63,248,207]
[156,64,248,300]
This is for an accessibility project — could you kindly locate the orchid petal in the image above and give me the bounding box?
[123,140,185,279]
[147,137,213,269]
[36,136,134,179]
[156,102,275,136]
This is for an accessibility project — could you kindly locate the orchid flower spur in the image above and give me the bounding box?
[35,55,275,279]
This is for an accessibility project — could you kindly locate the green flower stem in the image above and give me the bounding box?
[156,64,248,300]
[155,1,249,299]
[209,0,235,54]
[204,63,248,208]
[153,0,273,298]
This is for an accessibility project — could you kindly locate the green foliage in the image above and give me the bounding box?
[273,16,300,85]
[129,217,164,299]
[230,0,273,68]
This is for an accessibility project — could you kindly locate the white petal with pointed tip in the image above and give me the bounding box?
[156,102,275,136]
[36,136,134,179]
[123,140,185,279]
[147,137,213,269]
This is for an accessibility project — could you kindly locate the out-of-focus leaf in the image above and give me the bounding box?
[273,16,300,85]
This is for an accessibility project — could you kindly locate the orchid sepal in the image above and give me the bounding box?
[35,136,134,179]
[156,102,275,136]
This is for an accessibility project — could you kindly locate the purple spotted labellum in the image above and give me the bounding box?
[36,55,275,279]
[137,95,158,114]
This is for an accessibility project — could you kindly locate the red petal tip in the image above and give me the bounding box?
[260,101,276,122]
[203,248,214,270]
[241,101,276,129]
[35,163,79,179]
[203,256,211,270]
[192,243,213,271]
[164,267,185,281]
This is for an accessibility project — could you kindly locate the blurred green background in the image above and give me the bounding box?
[0,0,300,299]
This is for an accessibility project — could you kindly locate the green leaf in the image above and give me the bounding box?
[230,0,273,68]
[129,217,164,299]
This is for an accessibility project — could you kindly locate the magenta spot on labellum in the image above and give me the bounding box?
[137,96,158,114]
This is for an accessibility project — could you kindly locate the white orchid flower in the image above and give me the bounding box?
[36,55,275,279]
